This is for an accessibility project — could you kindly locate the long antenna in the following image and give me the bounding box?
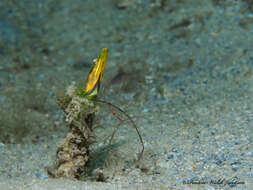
[96,99,144,161]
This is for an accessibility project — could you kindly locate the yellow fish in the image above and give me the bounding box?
[84,48,108,97]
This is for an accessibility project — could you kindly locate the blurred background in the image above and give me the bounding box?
[0,0,253,188]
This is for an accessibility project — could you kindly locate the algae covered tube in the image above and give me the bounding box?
[47,48,108,179]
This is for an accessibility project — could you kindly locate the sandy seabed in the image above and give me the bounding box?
[0,0,253,189]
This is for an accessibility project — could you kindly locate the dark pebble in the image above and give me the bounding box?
[215,159,223,166]
[171,148,178,153]
[152,170,161,175]
[167,154,174,159]
[234,140,241,145]
[211,129,217,135]
[209,154,223,165]
[231,160,241,165]
[232,166,239,172]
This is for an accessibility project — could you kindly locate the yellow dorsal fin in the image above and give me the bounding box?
[84,48,108,97]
